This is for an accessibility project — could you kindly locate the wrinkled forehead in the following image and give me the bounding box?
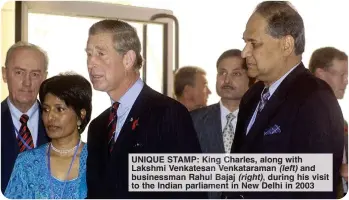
[243,13,268,41]
[86,32,114,49]
[7,47,46,70]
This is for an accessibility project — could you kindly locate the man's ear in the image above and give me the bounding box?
[2,67,8,83]
[43,71,48,80]
[282,35,295,56]
[123,50,136,70]
[314,68,326,79]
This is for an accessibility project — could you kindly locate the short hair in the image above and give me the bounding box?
[216,49,255,86]
[5,41,49,71]
[309,47,348,73]
[89,19,143,69]
[39,73,92,134]
[216,49,247,70]
[174,66,206,98]
[255,1,305,55]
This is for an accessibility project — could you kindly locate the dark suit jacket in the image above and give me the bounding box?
[191,103,224,199]
[1,98,48,193]
[86,84,207,199]
[191,103,224,154]
[224,63,344,199]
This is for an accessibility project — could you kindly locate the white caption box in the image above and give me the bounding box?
[128,154,332,192]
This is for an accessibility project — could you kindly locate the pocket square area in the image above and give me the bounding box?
[264,125,281,136]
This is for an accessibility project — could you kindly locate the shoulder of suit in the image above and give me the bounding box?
[89,107,110,126]
[1,98,8,112]
[287,70,335,100]
[143,86,187,111]
[190,103,219,119]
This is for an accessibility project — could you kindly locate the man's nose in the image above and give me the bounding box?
[242,44,251,58]
[22,74,32,87]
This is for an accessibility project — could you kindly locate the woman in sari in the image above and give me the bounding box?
[5,73,92,199]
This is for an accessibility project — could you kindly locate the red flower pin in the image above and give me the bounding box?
[132,118,139,130]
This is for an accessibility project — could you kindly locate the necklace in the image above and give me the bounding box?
[47,140,81,199]
[51,140,81,154]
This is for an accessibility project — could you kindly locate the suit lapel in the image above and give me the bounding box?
[1,99,19,153]
[244,63,307,145]
[204,103,224,153]
[36,101,49,146]
[110,84,152,156]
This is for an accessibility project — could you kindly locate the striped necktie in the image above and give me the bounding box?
[257,87,270,114]
[107,102,120,154]
[17,114,34,152]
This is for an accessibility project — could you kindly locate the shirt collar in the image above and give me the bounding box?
[7,98,39,120]
[110,78,144,115]
[219,100,239,117]
[268,62,300,97]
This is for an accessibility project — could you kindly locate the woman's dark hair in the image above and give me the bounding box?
[39,72,92,134]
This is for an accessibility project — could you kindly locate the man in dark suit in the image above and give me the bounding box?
[223,1,344,199]
[191,49,252,199]
[85,19,206,199]
[309,47,348,197]
[1,42,49,193]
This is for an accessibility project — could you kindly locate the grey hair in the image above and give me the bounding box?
[255,1,305,55]
[5,41,49,71]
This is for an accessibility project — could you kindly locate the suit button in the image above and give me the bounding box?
[239,194,244,199]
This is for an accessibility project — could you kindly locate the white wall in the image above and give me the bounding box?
[121,0,349,120]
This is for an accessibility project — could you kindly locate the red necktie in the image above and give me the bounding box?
[107,102,120,154]
[17,114,34,152]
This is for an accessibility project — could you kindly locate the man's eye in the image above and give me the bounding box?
[233,72,242,76]
[97,52,105,56]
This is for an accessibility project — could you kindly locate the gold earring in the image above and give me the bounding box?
[77,120,82,130]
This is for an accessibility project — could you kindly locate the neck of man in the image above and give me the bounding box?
[177,97,201,111]
[108,72,140,102]
[50,131,81,157]
[9,97,35,113]
[264,55,302,87]
[221,98,240,112]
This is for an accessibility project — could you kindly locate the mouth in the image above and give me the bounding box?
[47,125,60,131]
[19,90,33,93]
[247,63,256,68]
[221,86,235,90]
[90,74,103,80]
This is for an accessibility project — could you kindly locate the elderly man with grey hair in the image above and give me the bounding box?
[1,41,49,193]
[223,1,344,199]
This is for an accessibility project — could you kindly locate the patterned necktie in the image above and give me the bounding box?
[257,87,270,114]
[17,114,34,152]
[222,113,236,153]
[107,102,120,154]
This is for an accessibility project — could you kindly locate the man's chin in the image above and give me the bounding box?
[92,84,107,92]
[247,70,259,78]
